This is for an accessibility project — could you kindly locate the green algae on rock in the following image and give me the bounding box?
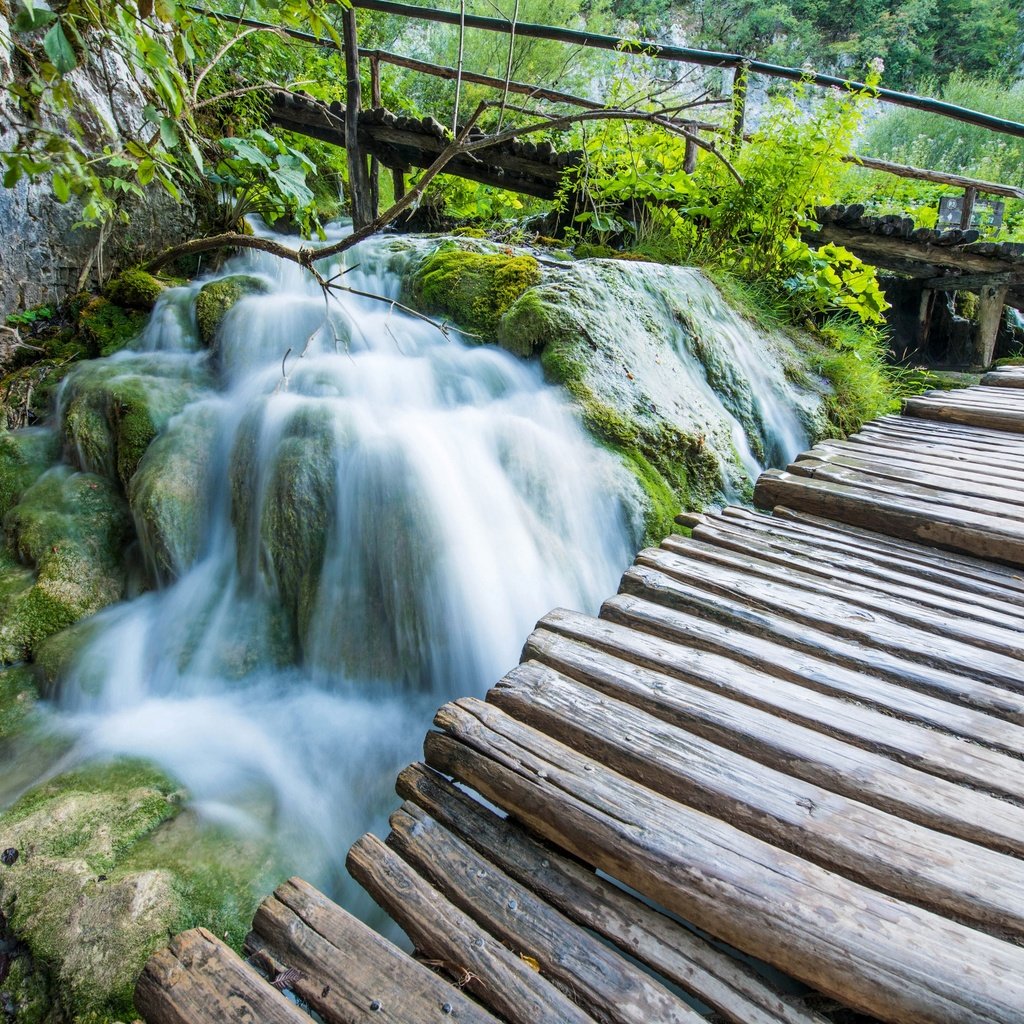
[0,428,60,521]
[0,760,273,1023]
[194,275,268,347]
[129,402,220,581]
[61,357,212,492]
[409,245,541,337]
[103,270,166,311]
[77,298,149,359]
[0,468,131,664]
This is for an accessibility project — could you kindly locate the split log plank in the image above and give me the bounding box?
[690,513,1024,627]
[395,763,829,1024]
[490,662,1024,938]
[528,617,1024,842]
[134,927,310,1024]
[346,834,597,1024]
[386,803,704,1024]
[248,877,498,1024]
[753,469,1024,564]
[983,369,1024,387]
[904,395,1024,432]
[763,506,1024,594]
[636,546,1024,687]
[425,700,1024,1024]
[658,534,1024,655]
[611,569,1024,721]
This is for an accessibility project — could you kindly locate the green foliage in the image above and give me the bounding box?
[2,0,344,233]
[5,306,54,327]
[563,67,890,324]
[684,0,1022,90]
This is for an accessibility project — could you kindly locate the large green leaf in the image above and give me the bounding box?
[42,22,77,75]
[12,4,56,33]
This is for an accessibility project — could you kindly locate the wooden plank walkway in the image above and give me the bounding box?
[137,379,1024,1024]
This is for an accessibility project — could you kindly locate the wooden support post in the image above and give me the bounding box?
[917,286,935,354]
[729,62,749,152]
[368,54,381,216]
[972,279,1009,369]
[392,167,407,200]
[684,124,698,174]
[960,186,977,230]
[342,8,374,229]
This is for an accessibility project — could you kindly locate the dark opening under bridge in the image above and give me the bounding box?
[138,370,1024,1024]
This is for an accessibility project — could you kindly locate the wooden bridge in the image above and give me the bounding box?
[137,370,1024,1024]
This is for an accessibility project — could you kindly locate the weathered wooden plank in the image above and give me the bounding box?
[788,456,1024,521]
[612,568,1024,721]
[983,369,1024,387]
[386,803,703,1024]
[395,763,830,1024]
[636,546,1024,687]
[800,445,1024,506]
[693,512,1024,627]
[660,534,1024,654]
[598,588,1024,752]
[905,394,1024,432]
[753,469,1024,564]
[135,927,310,1024]
[248,877,497,1024]
[860,414,1024,450]
[425,699,1024,1024]
[762,506,1024,593]
[529,616,1024,845]
[490,662,1024,938]
[346,834,597,1024]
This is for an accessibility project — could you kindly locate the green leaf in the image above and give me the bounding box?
[12,5,56,32]
[159,118,179,150]
[185,136,205,174]
[43,22,77,75]
[52,172,71,202]
[3,165,20,189]
[137,160,156,186]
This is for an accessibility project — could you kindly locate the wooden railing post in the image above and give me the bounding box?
[959,186,977,230]
[684,123,698,174]
[369,54,382,216]
[729,62,749,153]
[342,8,374,229]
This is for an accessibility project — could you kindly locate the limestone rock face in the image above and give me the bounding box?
[0,13,200,317]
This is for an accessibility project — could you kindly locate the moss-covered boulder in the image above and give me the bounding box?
[0,665,38,742]
[0,428,60,521]
[61,357,211,492]
[0,468,131,664]
[231,401,337,647]
[409,244,541,338]
[129,403,220,581]
[0,760,272,1023]
[194,275,267,347]
[77,298,148,358]
[0,358,71,430]
[103,269,166,311]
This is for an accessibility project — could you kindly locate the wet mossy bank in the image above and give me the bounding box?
[406,238,830,542]
[0,271,272,1024]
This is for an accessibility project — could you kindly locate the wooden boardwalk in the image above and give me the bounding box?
[137,379,1024,1024]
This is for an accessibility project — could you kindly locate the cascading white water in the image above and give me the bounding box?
[40,226,639,918]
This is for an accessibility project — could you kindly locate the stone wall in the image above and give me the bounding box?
[0,12,202,315]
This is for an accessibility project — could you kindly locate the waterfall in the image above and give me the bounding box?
[36,226,638,918]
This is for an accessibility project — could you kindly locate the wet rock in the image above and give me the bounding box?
[194,276,268,347]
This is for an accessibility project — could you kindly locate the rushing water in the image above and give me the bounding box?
[27,225,641,921]
[5,223,814,931]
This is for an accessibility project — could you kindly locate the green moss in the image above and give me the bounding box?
[0,359,72,430]
[0,428,59,520]
[194,275,267,347]
[994,356,1024,367]
[77,298,148,358]
[103,270,166,311]
[410,246,541,338]
[574,242,616,259]
[0,665,38,741]
[0,468,131,664]
[61,359,210,491]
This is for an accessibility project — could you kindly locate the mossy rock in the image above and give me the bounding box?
[129,403,220,581]
[0,468,131,664]
[61,358,210,492]
[194,276,268,347]
[0,428,60,521]
[0,359,76,431]
[103,269,166,311]
[230,402,337,647]
[77,298,148,358]
[0,665,38,742]
[410,245,541,338]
